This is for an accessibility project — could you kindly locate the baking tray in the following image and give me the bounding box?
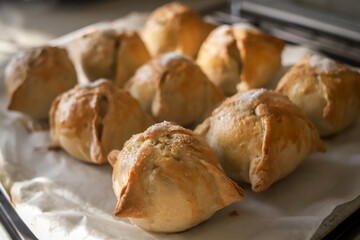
[0,10,360,240]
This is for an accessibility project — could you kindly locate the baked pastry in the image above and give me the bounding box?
[125,52,224,126]
[141,2,215,58]
[109,121,245,232]
[80,29,116,82]
[276,55,360,136]
[50,79,154,164]
[80,29,151,87]
[196,25,242,95]
[233,24,285,91]
[197,24,285,95]
[5,46,77,120]
[195,89,326,192]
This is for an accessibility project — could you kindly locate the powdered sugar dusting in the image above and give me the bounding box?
[240,88,266,105]
[309,55,339,73]
[160,52,191,66]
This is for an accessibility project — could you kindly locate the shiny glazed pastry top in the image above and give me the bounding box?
[5,46,77,119]
[50,79,154,164]
[109,121,245,232]
[141,2,215,58]
[125,52,225,127]
[276,55,360,136]
[80,29,151,87]
[195,89,326,192]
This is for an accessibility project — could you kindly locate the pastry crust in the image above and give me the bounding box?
[233,24,285,91]
[197,24,284,95]
[109,121,245,232]
[80,30,151,87]
[50,79,154,164]
[196,25,242,95]
[5,46,77,119]
[125,52,224,126]
[80,29,117,82]
[276,55,360,136]
[141,2,215,58]
[195,89,326,192]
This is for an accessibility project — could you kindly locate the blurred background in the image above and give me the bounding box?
[1,0,359,37]
[0,0,359,66]
[0,0,221,64]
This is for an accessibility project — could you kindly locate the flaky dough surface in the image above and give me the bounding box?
[276,55,360,136]
[5,46,77,119]
[126,52,224,126]
[195,89,326,192]
[233,24,285,92]
[50,79,154,164]
[197,24,284,95]
[141,2,214,58]
[196,25,242,95]
[109,121,244,232]
[80,30,150,87]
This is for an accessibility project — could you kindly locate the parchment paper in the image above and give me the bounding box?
[0,13,359,240]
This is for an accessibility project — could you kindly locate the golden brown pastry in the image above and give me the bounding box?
[80,29,116,82]
[195,89,326,192]
[233,24,285,91]
[276,55,360,136]
[141,2,215,58]
[125,52,225,127]
[197,24,285,95]
[109,121,245,232]
[5,46,77,120]
[80,29,151,87]
[196,25,242,95]
[50,79,154,164]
